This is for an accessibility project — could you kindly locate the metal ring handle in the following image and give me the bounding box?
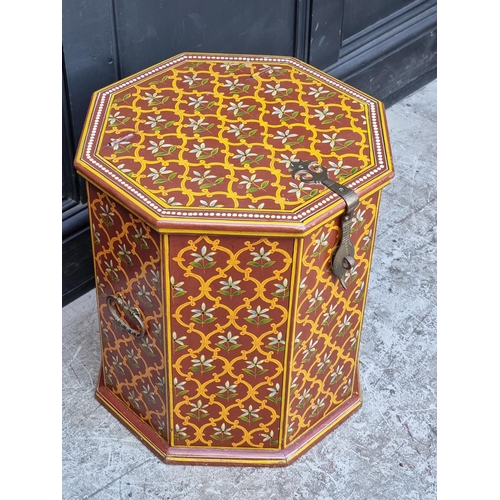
[106,294,146,338]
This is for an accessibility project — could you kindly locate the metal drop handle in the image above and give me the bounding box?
[288,160,359,289]
[106,293,146,338]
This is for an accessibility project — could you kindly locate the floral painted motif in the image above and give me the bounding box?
[88,185,167,440]
[95,58,372,214]
[285,192,381,446]
[167,234,294,449]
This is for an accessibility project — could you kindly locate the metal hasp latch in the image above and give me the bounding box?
[288,160,360,289]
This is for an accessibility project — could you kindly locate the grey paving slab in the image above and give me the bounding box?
[62,79,437,500]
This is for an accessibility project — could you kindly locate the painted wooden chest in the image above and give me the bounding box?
[74,52,394,466]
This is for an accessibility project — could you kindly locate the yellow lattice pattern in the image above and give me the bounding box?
[97,60,372,212]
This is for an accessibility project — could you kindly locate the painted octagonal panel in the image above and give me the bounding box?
[75,53,393,231]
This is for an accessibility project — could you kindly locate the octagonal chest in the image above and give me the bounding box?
[74,52,394,466]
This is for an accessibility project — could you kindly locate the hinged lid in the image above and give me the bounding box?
[75,52,394,234]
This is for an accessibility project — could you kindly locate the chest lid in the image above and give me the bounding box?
[74,52,394,234]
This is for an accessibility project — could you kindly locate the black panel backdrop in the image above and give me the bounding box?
[62,0,437,305]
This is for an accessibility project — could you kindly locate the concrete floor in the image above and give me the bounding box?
[62,79,437,500]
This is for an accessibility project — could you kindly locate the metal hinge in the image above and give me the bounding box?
[288,160,360,289]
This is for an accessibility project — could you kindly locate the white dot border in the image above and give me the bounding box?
[83,53,389,224]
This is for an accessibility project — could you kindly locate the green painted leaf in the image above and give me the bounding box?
[214,177,224,185]
[323,119,333,124]
[173,291,186,298]
[246,261,260,267]
[247,187,258,193]
[267,396,281,403]
[263,261,275,268]
[202,78,209,85]
[202,365,216,372]
[204,261,217,269]
[190,261,203,268]
[211,148,218,156]
[168,172,177,180]
[162,97,169,103]
[344,140,354,146]
[123,93,131,100]
[242,368,261,377]
[249,129,257,136]
[153,179,167,184]
[255,154,264,162]
[261,180,269,188]
[243,85,249,91]
[248,105,256,112]
[245,319,257,325]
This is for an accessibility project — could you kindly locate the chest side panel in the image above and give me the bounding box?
[88,184,168,441]
[285,190,382,445]
[166,233,297,450]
